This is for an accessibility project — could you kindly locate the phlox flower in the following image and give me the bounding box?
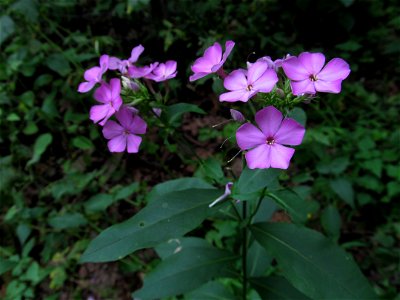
[219,61,278,102]
[78,55,109,93]
[109,45,144,74]
[128,62,159,79]
[102,106,147,153]
[236,106,305,169]
[189,41,235,82]
[90,78,122,126]
[146,60,177,82]
[282,52,350,96]
[209,182,233,207]
[247,55,292,71]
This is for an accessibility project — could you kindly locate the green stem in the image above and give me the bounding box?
[242,201,248,300]
[248,188,267,225]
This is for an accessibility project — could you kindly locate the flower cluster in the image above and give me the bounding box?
[189,42,350,169]
[78,45,177,153]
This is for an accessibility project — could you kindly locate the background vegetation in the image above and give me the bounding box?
[1,0,399,299]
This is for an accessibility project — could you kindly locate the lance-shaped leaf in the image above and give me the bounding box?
[80,188,221,262]
[251,223,376,300]
[185,281,236,300]
[133,241,238,299]
[250,276,311,300]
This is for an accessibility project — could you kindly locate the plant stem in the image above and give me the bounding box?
[242,201,248,300]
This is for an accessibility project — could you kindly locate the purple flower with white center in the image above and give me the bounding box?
[128,62,159,79]
[236,106,305,169]
[189,41,235,82]
[78,55,109,93]
[282,52,350,96]
[102,106,147,153]
[89,78,123,126]
[108,45,144,74]
[146,60,177,82]
[219,61,278,102]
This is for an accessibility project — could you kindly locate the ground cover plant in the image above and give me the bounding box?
[1,0,399,299]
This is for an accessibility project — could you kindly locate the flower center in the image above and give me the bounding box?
[309,74,318,82]
[246,84,253,91]
[123,129,130,135]
[266,137,275,145]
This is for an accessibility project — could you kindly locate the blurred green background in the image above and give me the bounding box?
[0,0,399,299]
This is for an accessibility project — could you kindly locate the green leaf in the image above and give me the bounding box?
[330,178,354,207]
[165,103,205,125]
[316,156,349,175]
[81,188,221,262]
[251,197,277,224]
[16,224,31,246]
[288,107,307,126]
[250,276,311,300]
[48,213,88,229]
[185,281,236,300]
[266,189,318,223]
[233,167,280,199]
[133,241,237,299]
[199,158,225,183]
[0,258,17,275]
[362,159,383,177]
[247,240,272,277]
[84,193,114,214]
[251,223,376,300]
[113,182,139,201]
[0,15,15,45]
[45,53,71,77]
[321,205,341,240]
[26,133,53,167]
[72,136,94,150]
[147,177,214,202]
[155,237,210,259]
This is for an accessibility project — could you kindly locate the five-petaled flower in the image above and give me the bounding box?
[236,106,305,169]
[189,41,235,82]
[102,106,147,153]
[90,78,123,126]
[108,45,144,74]
[282,52,350,96]
[219,61,278,102]
[146,60,177,82]
[78,55,109,93]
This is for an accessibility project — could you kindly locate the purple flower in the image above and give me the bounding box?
[146,60,177,82]
[108,45,144,74]
[78,55,109,93]
[189,41,235,82]
[89,78,123,126]
[219,61,278,102]
[128,62,159,79]
[102,106,147,153]
[282,52,350,96]
[209,182,233,207]
[236,106,305,169]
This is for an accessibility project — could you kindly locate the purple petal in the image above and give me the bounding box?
[189,72,210,82]
[129,115,147,135]
[78,81,96,93]
[84,66,101,82]
[290,79,316,96]
[314,79,343,94]
[115,107,147,134]
[245,144,271,169]
[252,69,278,93]
[203,42,222,66]
[99,55,109,72]
[109,78,121,99]
[223,70,247,91]
[230,109,245,122]
[247,61,269,84]
[93,83,112,103]
[108,57,122,70]
[90,104,113,125]
[191,57,214,73]
[255,106,283,137]
[165,60,177,74]
[102,120,124,139]
[221,40,235,64]
[129,45,144,63]
[298,52,325,75]
[317,58,350,81]
[126,134,142,153]
[269,144,295,169]
[274,118,305,146]
[282,57,309,81]
[219,90,250,102]
[107,135,127,152]
[236,123,266,150]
